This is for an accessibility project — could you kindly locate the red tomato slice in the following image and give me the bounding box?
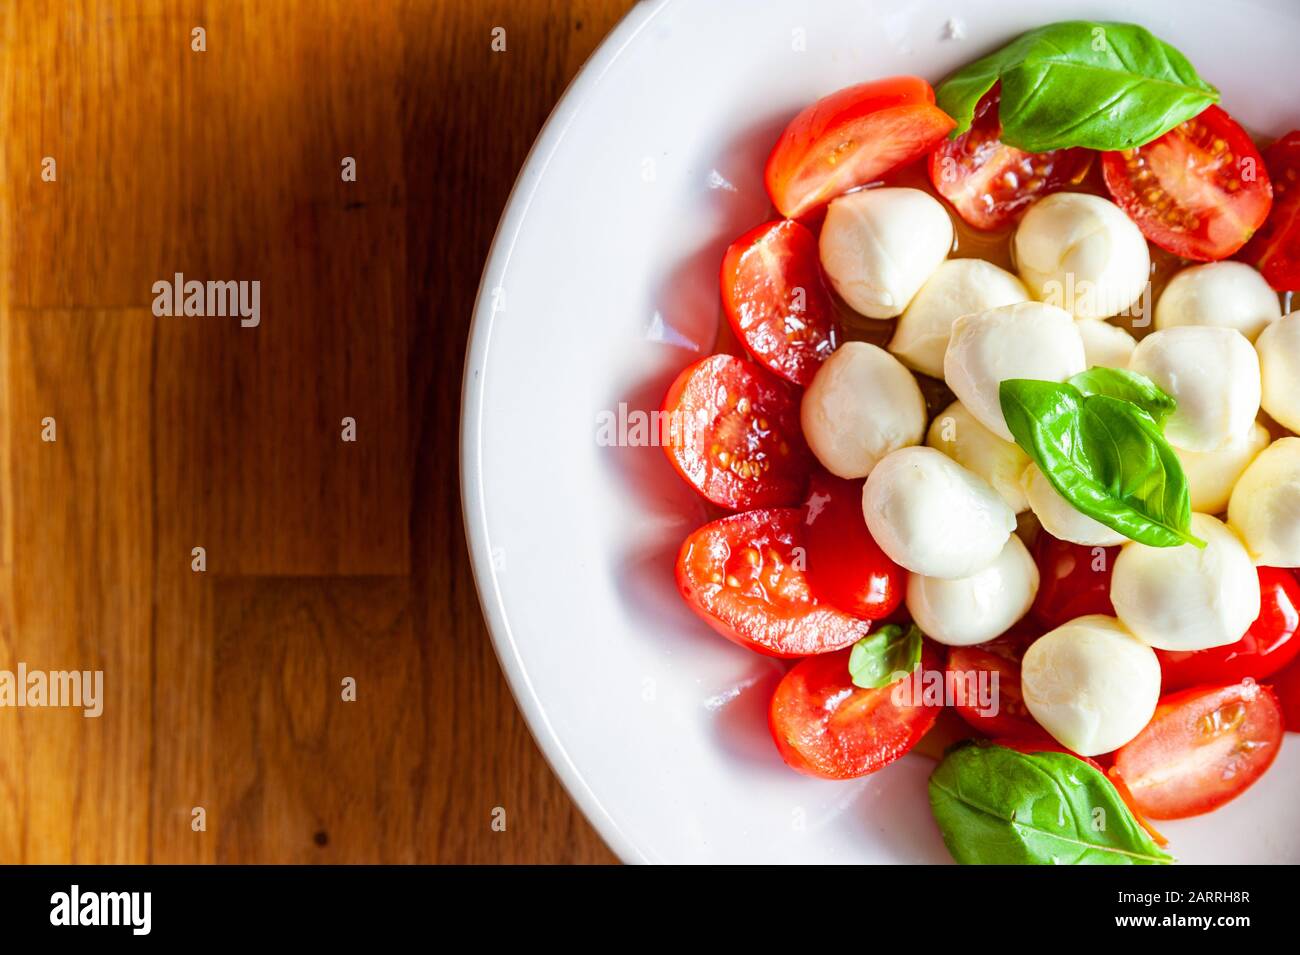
[765,76,955,220]
[1030,534,1118,631]
[803,471,904,620]
[927,87,1092,231]
[1239,130,1300,290]
[1158,568,1300,692]
[769,644,942,778]
[1101,105,1273,261]
[946,638,1041,739]
[676,508,872,657]
[1272,649,1300,732]
[1111,680,1284,819]
[720,220,839,386]
[661,354,811,509]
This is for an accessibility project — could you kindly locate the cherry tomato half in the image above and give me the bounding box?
[928,87,1092,231]
[1239,130,1300,291]
[676,508,872,657]
[803,471,905,619]
[769,644,942,778]
[1029,534,1118,631]
[661,354,811,509]
[765,76,955,220]
[1158,568,1300,692]
[1102,105,1273,261]
[1272,651,1300,732]
[720,220,839,387]
[1111,680,1284,819]
[946,634,1041,739]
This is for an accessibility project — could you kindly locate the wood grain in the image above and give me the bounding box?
[0,0,630,863]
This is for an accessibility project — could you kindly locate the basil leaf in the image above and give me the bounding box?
[1068,367,1176,428]
[999,379,1203,548]
[936,21,1219,152]
[848,623,921,690]
[929,743,1173,865]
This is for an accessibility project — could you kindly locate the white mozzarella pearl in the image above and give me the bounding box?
[819,188,953,319]
[862,446,1015,579]
[1076,319,1137,370]
[906,535,1039,646]
[1155,261,1282,342]
[1013,192,1150,321]
[1256,313,1300,434]
[943,301,1087,441]
[926,400,1031,513]
[800,342,926,479]
[1020,615,1161,757]
[1020,464,1128,547]
[1228,437,1300,567]
[888,259,1029,379]
[1110,514,1261,651]
[1128,326,1261,452]
[1175,422,1270,515]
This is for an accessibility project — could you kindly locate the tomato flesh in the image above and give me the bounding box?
[1239,130,1300,290]
[1030,534,1118,631]
[1272,650,1300,732]
[1111,680,1284,819]
[946,636,1041,739]
[720,220,838,386]
[803,472,904,619]
[661,354,811,509]
[769,645,942,778]
[676,508,871,657]
[1101,105,1273,261]
[765,76,955,219]
[1158,568,1300,692]
[928,87,1092,231]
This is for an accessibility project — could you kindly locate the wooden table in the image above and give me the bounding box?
[0,0,631,864]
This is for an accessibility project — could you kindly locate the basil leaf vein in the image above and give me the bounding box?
[1068,366,1176,428]
[999,379,1203,548]
[935,20,1219,152]
[928,744,1173,865]
[847,623,921,690]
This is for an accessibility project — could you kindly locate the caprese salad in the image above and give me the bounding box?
[663,20,1300,865]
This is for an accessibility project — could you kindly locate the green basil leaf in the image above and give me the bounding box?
[936,21,1219,152]
[1068,367,1177,428]
[929,743,1174,865]
[848,623,921,689]
[999,379,1203,548]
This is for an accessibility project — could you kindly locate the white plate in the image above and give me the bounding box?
[462,0,1300,863]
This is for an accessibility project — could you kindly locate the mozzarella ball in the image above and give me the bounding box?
[888,259,1029,378]
[1228,436,1300,567]
[1076,319,1137,370]
[944,301,1087,441]
[1014,192,1150,321]
[799,342,926,479]
[906,535,1038,646]
[1128,326,1261,452]
[1110,514,1261,651]
[1020,615,1160,757]
[1155,261,1282,342]
[926,400,1031,513]
[1256,313,1300,433]
[862,446,1015,579]
[1175,421,1270,515]
[819,188,953,319]
[1021,464,1128,547]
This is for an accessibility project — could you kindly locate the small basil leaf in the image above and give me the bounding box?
[936,21,1219,152]
[999,379,1203,548]
[848,623,921,690]
[1068,367,1177,428]
[928,743,1174,865]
